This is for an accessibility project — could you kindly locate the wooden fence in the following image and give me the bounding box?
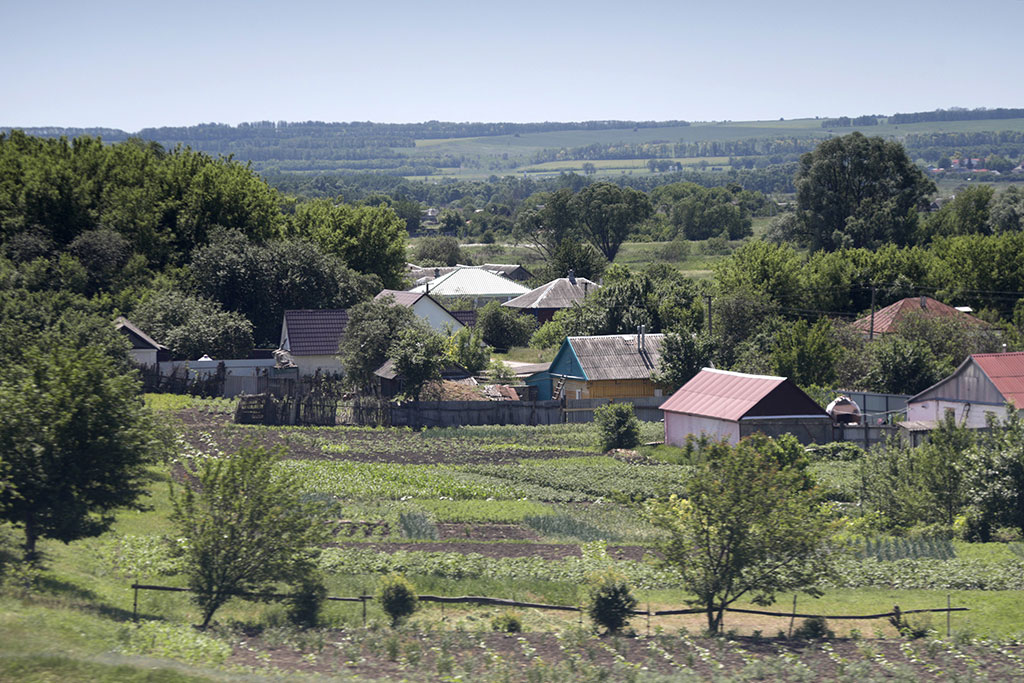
[130,583,967,634]
[235,394,339,426]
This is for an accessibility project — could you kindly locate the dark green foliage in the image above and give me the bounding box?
[855,537,956,562]
[795,132,935,250]
[490,612,523,633]
[546,239,606,282]
[805,442,865,463]
[378,574,419,627]
[769,318,839,388]
[475,301,536,351]
[963,409,1024,539]
[170,444,332,627]
[654,330,714,391]
[415,236,463,267]
[389,324,446,401]
[792,617,834,640]
[0,330,165,560]
[572,182,652,261]
[287,573,328,628]
[522,514,617,542]
[339,297,417,393]
[920,185,994,240]
[443,325,490,374]
[398,510,439,540]
[131,291,254,360]
[585,569,638,634]
[594,403,641,452]
[650,181,755,240]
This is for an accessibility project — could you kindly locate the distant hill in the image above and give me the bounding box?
[4,108,1023,181]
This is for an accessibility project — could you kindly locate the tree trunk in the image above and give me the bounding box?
[23,519,39,564]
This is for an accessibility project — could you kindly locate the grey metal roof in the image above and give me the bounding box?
[567,334,666,381]
[282,309,349,356]
[502,277,600,310]
[409,267,530,298]
[114,316,168,351]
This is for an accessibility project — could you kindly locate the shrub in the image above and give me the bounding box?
[399,510,439,540]
[594,403,641,451]
[378,574,418,627]
[792,616,834,639]
[491,611,524,633]
[476,301,536,351]
[585,569,638,634]
[287,573,327,628]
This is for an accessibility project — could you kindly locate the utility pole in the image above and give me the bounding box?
[869,286,876,341]
[705,295,713,336]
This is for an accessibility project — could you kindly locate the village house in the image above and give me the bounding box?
[905,351,1024,429]
[409,266,530,306]
[528,332,666,401]
[850,295,988,338]
[114,316,171,366]
[501,271,600,324]
[660,368,831,446]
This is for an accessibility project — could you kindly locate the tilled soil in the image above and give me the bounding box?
[336,540,646,561]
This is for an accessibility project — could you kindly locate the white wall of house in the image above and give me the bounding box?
[411,299,463,332]
[906,399,1007,428]
[664,412,740,446]
[293,355,344,377]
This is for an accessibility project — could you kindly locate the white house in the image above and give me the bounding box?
[373,290,464,333]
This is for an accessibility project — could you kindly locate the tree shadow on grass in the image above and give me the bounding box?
[25,575,168,624]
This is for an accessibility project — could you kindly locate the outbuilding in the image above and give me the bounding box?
[906,352,1024,429]
[660,368,831,445]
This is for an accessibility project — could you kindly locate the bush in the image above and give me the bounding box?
[792,616,834,639]
[287,573,327,628]
[530,319,565,350]
[594,403,641,451]
[491,611,523,633]
[476,301,536,351]
[585,569,638,634]
[378,574,418,627]
[416,236,463,267]
[399,510,439,540]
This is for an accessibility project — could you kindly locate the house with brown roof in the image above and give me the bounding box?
[660,368,830,445]
[536,332,666,400]
[906,352,1024,429]
[279,309,349,376]
[501,273,600,323]
[851,296,988,338]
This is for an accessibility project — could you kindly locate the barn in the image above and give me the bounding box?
[660,368,831,445]
[906,352,1024,429]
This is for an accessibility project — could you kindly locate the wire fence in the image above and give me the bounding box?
[130,583,968,634]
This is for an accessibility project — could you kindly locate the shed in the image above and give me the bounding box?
[660,368,830,445]
[540,333,665,400]
[501,274,600,323]
[905,352,1024,428]
[114,316,171,366]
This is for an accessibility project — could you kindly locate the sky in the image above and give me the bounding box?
[3,0,1023,131]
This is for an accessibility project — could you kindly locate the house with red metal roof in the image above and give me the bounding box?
[906,352,1024,428]
[659,368,830,445]
[851,296,988,338]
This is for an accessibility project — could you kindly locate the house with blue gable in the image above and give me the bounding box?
[526,332,667,400]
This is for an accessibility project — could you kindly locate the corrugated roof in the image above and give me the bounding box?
[566,334,665,381]
[452,310,477,327]
[409,267,530,298]
[972,351,1024,407]
[851,296,987,336]
[502,277,600,310]
[659,368,826,422]
[283,309,349,356]
[407,263,533,283]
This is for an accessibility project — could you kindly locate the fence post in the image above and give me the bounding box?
[788,595,797,638]
[133,580,139,623]
[362,590,367,627]
[646,603,650,637]
[947,595,951,637]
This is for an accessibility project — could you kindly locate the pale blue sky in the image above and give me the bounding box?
[3,0,1022,130]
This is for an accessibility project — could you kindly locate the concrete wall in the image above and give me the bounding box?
[907,399,1007,429]
[293,355,343,377]
[665,413,739,445]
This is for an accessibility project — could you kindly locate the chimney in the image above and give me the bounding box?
[425,282,429,293]
[920,295,927,309]
[434,267,440,278]
[584,282,589,296]
[568,268,576,285]
[638,324,646,352]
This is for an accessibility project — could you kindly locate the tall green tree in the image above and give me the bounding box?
[654,331,715,391]
[571,183,652,262]
[645,437,833,633]
[389,324,447,401]
[338,296,417,393]
[171,444,331,627]
[794,133,935,250]
[0,339,166,560]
